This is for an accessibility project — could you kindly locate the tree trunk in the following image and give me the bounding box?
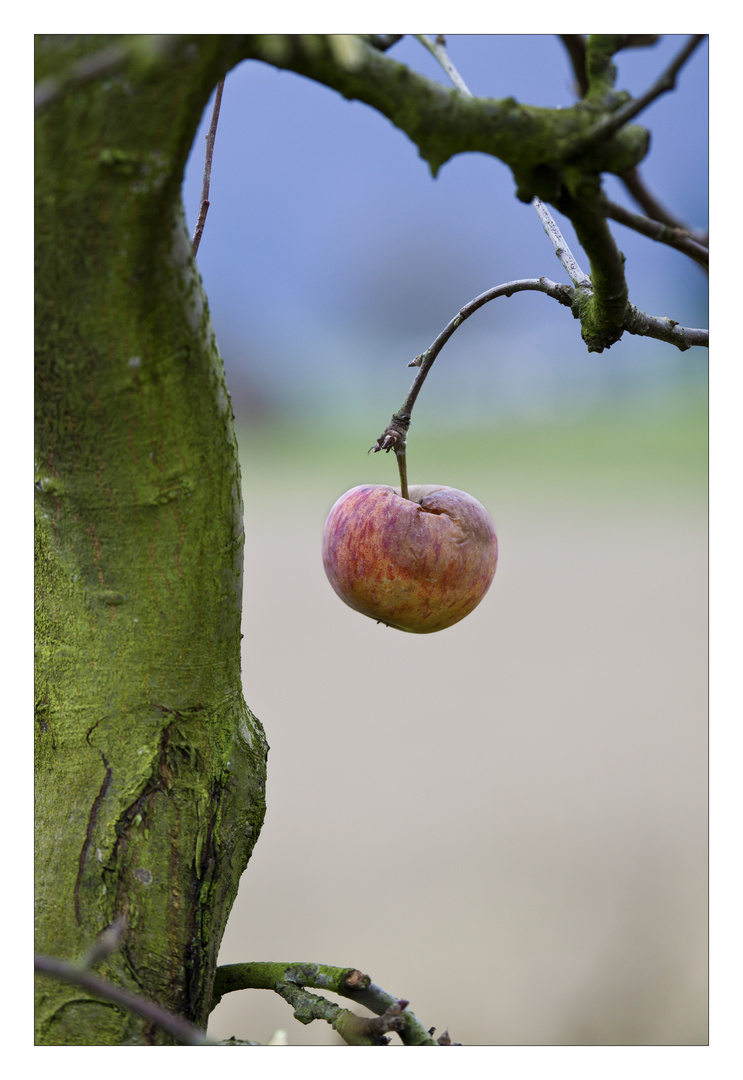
[34,35,268,1044]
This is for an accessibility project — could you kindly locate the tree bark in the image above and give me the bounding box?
[34,35,268,1044]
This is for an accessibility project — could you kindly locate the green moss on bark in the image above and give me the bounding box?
[35,35,267,1044]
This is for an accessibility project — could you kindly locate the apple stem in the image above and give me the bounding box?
[368,410,413,499]
[395,445,410,502]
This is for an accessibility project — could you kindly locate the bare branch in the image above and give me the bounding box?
[35,955,210,1045]
[415,34,473,96]
[532,198,592,288]
[370,259,706,467]
[76,917,128,971]
[371,277,573,461]
[623,306,708,351]
[192,77,225,255]
[619,166,708,243]
[240,36,649,182]
[558,35,588,97]
[213,962,441,1045]
[604,198,708,268]
[583,35,706,146]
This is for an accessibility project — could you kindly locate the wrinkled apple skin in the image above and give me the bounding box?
[321,484,498,633]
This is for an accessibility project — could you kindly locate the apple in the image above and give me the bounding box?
[322,484,497,633]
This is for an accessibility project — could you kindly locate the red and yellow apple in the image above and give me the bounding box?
[321,484,498,633]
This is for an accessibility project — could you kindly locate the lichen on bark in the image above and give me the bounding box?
[35,35,267,1044]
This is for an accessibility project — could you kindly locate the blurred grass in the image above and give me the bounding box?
[221,385,708,1046]
[236,388,708,516]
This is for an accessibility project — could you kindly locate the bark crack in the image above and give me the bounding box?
[75,751,113,926]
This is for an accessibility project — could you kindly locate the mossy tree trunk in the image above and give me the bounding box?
[34,35,268,1044]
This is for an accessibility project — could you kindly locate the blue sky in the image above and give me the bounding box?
[182,35,708,424]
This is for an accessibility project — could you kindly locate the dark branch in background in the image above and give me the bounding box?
[34,36,180,110]
[604,198,708,268]
[35,953,210,1046]
[361,34,404,53]
[619,165,709,245]
[212,962,451,1045]
[559,34,589,97]
[35,918,214,1045]
[192,77,225,255]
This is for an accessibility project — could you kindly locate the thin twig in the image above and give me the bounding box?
[371,277,573,459]
[604,198,708,268]
[532,198,592,288]
[76,916,128,971]
[582,34,706,147]
[619,166,708,244]
[415,35,473,96]
[35,954,211,1045]
[192,77,225,255]
[370,260,706,461]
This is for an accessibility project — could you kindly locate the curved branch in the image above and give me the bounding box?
[371,277,573,473]
[604,198,708,268]
[35,955,210,1046]
[238,35,649,186]
[619,165,708,244]
[373,277,571,436]
[213,962,442,1045]
[623,306,708,351]
[370,262,707,470]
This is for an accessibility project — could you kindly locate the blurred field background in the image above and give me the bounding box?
[179,35,708,1045]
